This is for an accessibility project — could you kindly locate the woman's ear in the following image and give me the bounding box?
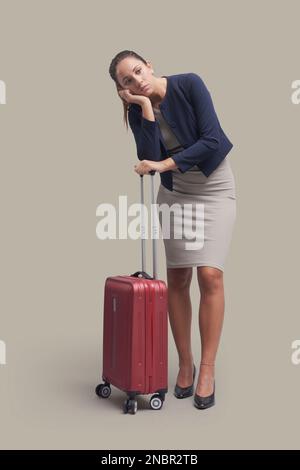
[146,61,154,74]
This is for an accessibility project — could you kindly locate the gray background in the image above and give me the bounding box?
[0,0,299,450]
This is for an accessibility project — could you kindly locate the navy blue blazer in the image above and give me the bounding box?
[128,72,233,191]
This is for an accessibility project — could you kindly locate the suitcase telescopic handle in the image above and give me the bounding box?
[139,171,158,280]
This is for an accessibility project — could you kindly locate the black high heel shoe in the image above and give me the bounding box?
[174,364,196,399]
[194,363,215,410]
[194,382,215,409]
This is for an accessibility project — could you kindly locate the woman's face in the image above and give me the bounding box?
[116,58,154,95]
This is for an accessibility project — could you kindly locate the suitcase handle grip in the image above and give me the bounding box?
[131,271,154,280]
[138,170,155,176]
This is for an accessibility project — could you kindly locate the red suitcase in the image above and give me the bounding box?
[95,172,168,414]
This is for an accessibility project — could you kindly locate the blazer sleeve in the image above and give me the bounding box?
[171,73,221,173]
[128,107,161,161]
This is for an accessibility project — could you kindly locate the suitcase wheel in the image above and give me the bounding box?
[150,394,163,410]
[95,383,111,399]
[123,399,137,415]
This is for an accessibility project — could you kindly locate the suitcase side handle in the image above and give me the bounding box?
[139,173,158,280]
[131,270,154,280]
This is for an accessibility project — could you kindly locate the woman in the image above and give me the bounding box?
[109,50,237,410]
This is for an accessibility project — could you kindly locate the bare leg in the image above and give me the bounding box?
[167,267,194,387]
[196,266,225,397]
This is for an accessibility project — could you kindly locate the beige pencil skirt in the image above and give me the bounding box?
[156,156,237,272]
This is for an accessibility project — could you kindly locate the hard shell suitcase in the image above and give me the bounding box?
[95,172,168,414]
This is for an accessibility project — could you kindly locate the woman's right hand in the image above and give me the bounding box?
[118,88,149,107]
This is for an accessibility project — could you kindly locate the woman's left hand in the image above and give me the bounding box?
[134,160,164,175]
